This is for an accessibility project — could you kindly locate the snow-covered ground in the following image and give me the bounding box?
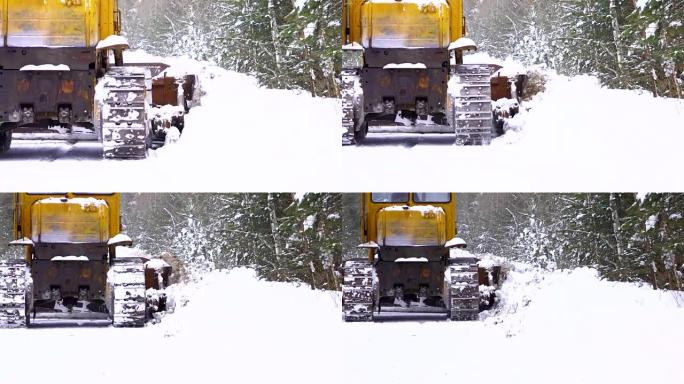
[2,265,682,384]
[0,51,682,192]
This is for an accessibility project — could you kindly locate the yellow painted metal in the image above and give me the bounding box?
[1,0,120,48]
[1,0,5,45]
[362,193,456,257]
[14,193,121,261]
[376,206,447,246]
[343,0,464,48]
[99,0,120,39]
[361,0,450,48]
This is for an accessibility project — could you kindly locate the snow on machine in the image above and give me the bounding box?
[0,193,172,328]
[342,193,506,321]
[0,0,200,158]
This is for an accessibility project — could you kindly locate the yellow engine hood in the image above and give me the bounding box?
[30,197,110,244]
[3,0,97,48]
[360,0,451,49]
[376,205,447,247]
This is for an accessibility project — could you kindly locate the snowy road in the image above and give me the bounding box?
[2,266,683,384]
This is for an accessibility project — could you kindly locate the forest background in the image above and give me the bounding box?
[1,193,682,292]
[118,0,682,98]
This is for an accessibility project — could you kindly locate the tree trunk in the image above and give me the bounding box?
[267,0,282,79]
[609,0,624,84]
[267,193,283,275]
[609,193,625,274]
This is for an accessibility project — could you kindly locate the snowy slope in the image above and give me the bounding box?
[1,266,682,384]
[0,51,682,191]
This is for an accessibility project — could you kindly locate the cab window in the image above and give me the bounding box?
[413,193,450,203]
[371,193,409,203]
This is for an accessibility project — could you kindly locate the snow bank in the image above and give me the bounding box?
[488,265,684,383]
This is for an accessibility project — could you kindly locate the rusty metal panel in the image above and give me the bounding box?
[376,258,446,297]
[0,47,95,70]
[32,243,108,261]
[490,76,512,101]
[364,48,448,69]
[1,69,94,126]
[152,76,180,106]
[31,258,108,300]
[362,67,448,111]
[145,265,172,290]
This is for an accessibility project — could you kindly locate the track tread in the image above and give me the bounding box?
[342,260,374,322]
[448,260,480,321]
[0,260,28,328]
[341,69,360,146]
[449,64,494,146]
[100,67,151,159]
[109,258,147,327]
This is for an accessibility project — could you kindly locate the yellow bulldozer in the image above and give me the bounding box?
[341,0,509,145]
[0,193,169,328]
[342,193,506,321]
[0,0,200,158]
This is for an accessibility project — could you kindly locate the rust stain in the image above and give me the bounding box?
[421,267,431,279]
[417,76,429,89]
[80,267,92,280]
[48,265,58,279]
[61,80,75,94]
[379,75,391,88]
[17,78,30,93]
